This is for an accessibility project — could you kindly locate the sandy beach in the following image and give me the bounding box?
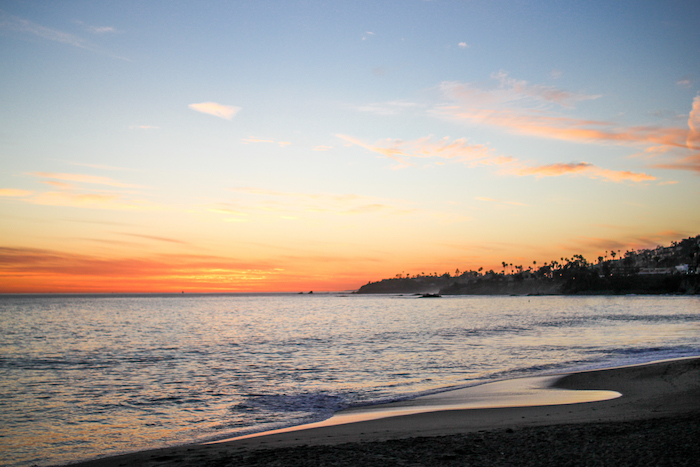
[66,357,700,467]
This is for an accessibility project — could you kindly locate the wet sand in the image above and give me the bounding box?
[66,357,700,466]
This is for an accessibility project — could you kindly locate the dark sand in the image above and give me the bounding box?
[66,357,700,466]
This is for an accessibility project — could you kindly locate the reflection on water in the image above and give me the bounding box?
[0,294,698,466]
[213,374,621,443]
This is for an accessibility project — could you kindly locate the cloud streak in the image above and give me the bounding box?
[189,102,241,120]
[0,247,278,290]
[340,134,655,182]
[6,172,161,211]
[29,172,144,188]
[117,233,188,244]
[0,11,128,60]
[0,246,382,293]
[0,189,33,197]
[516,162,656,182]
[337,134,505,169]
[242,137,291,147]
[435,73,700,174]
[686,95,700,150]
[0,10,89,48]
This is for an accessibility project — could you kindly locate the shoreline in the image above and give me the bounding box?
[65,357,700,466]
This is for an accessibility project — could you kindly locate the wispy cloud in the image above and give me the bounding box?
[242,137,291,147]
[438,103,688,149]
[652,153,700,174]
[458,42,469,48]
[0,11,128,60]
[686,95,700,149]
[189,102,241,120]
[676,77,692,88]
[435,73,700,174]
[208,207,248,216]
[26,190,162,211]
[436,70,598,111]
[0,188,33,197]
[337,134,510,169]
[0,246,281,290]
[89,26,116,34]
[68,162,137,171]
[0,246,376,293]
[0,10,88,48]
[117,233,188,244]
[41,180,73,189]
[72,19,118,34]
[489,70,601,108]
[10,172,160,211]
[516,162,656,182]
[649,94,700,173]
[313,145,333,151]
[29,172,144,189]
[339,134,655,182]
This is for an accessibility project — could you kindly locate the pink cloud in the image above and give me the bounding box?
[436,75,700,174]
[189,102,241,120]
[687,95,700,149]
[517,162,655,182]
[339,134,654,182]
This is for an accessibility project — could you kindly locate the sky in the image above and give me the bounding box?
[1,0,699,293]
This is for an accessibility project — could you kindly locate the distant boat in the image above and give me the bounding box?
[421,293,441,298]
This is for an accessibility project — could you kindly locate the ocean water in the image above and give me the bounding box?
[1,293,698,466]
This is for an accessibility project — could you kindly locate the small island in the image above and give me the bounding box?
[356,235,700,295]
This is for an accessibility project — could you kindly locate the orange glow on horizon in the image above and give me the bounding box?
[1,230,692,294]
[0,246,370,293]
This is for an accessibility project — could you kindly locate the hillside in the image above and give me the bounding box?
[356,235,700,295]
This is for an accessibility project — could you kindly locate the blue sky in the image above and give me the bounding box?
[1,0,699,291]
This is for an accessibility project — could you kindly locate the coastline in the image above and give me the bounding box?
[65,357,700,466]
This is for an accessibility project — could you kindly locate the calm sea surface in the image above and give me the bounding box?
[1,293,699,466]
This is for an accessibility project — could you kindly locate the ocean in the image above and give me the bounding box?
[1,293,698,466]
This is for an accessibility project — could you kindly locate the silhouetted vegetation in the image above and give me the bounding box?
[356,235,700,295]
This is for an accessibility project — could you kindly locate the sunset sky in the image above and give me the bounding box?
[1,0,699,292]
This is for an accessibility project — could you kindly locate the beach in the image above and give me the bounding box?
[66,357,700,466]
